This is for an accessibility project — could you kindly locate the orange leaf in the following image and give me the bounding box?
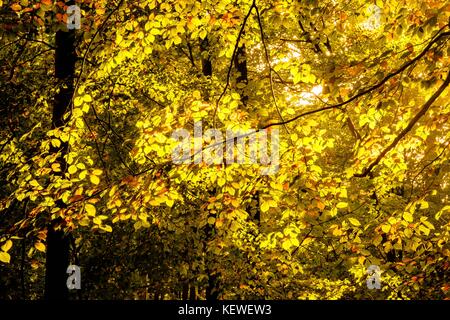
[11,3,21,11]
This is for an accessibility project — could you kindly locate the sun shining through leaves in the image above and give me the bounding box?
[0,0,449,300]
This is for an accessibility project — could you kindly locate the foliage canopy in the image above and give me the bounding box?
[0,0,449,299]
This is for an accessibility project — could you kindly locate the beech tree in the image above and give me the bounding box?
[0,0,449,300]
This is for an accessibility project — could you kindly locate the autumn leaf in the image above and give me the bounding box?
[0,252,11,263]
[1,240,12,252]
[348,218,361,227]
[85,203,96,216]
[34,242,46,252]
[90,175,100,185]
[11,3,21,11]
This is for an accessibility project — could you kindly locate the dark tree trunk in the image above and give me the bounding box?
[200,37,221,300]
[234,43,261,224]
[205,270,219,300]
[234,44,248,106]
[200,37,212,77]
[189,285,196,300]
[182,283,189,300]
[45,4,76,300]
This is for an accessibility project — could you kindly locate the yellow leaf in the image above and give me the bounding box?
[193,90,201,99]
[348,218,361,226]
[51,139,61,148]
[420,201,429,209]
[403,212,413,222]
[51,163,61,172]
[0,252,11,263]
[373,234,383,246]
[79,170,87,180]
[337,202,348,209]
[419,225,430,236]
[281,239,291,251]
[381,224,391,233]
[92,169,103,176]
[231,92,240,100]
[77,163,86,170]
[358,256,366,265]
[261,201,270,213]
[2,240,12,252]
[74,97,83,107]
[215,218,223,228]
[34,242,46,252]
[85,203,96,216]
[83,94,92,102]
[207,217,215,225]
[166,198,174,207]
[1,240,12,252]
[217,177,226,187]
[101,225,112,232]
[79,217,90,226]
[90,175,100,185]
[68,165,77,175]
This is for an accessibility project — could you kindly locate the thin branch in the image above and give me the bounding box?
[24,38,56,50]
[354,69,450,177]
[72,0,125,103]
[260,30,450,130]
[212,0,256,126]
[254,3,290,136]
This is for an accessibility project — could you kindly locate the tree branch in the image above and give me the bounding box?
[212,0,256,126]
[354,69,450,177]
[260,30,450,130]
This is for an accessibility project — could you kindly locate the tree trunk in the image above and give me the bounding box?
[44,4,76,300]
[234,43,261,224]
